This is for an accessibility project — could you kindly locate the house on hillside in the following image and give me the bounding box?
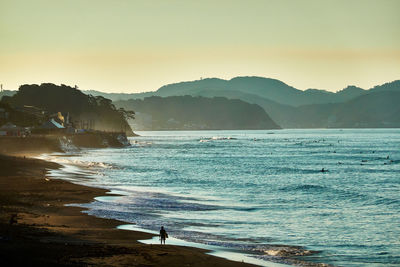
[35,118,67,134]
[41,118,65,129]
[49,112,65,127]
[0,122,30,137]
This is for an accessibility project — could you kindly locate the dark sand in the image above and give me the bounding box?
[0,154,258,267]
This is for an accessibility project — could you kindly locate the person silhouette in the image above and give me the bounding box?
[159,226,168,244]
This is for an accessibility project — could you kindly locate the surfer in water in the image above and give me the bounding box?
[160,226,168,244]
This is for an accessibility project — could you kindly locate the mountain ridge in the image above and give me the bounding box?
[2,77,399,129]
[83,76,399,106]
[3,77,399,104]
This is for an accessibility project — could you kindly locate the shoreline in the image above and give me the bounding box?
[0,129,397,266]
[39,150,332,267]
[40,151,292,267]
[0,153,261,267]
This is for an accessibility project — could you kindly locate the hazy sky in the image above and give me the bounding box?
[1,0,399,93]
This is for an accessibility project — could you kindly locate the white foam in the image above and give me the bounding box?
[118,224,290,267]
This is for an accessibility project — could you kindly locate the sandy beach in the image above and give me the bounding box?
[0,153,258,267]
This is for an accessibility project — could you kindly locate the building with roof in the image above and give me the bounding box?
[0,122,30,137]
[41,119,65,129]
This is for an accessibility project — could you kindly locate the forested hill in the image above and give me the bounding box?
[115,95,280,130]
[1,83,134,134]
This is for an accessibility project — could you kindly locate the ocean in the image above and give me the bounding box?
[46,129,400,266]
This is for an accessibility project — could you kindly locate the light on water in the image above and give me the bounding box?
[53,129,400,266]
[117,224,287,267]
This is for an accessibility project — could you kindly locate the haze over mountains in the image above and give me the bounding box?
[116,95,280,130]
[86,76,398,104]
[2,77,399,129]
[88,76,400,129]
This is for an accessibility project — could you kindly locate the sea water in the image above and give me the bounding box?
[48,129,400,266]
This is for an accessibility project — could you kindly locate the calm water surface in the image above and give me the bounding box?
[49,129,400,266]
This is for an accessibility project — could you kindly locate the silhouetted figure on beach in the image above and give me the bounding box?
[9,214,17,225]
[160,226,168,244]
[6,214,18,240]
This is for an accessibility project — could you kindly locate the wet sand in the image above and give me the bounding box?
[0,154,257,267]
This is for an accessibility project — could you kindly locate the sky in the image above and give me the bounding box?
[1,0,399,93]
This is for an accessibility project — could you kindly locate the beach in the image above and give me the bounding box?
[49,129,398,267]
[1,129,399,266]
[0,153,257,267]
